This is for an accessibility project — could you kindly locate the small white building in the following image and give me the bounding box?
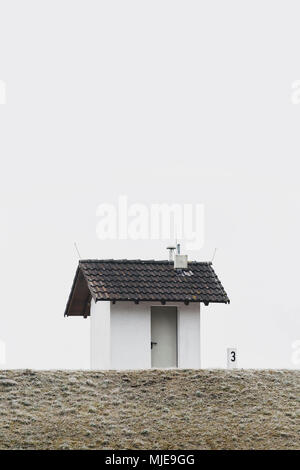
[65,251,229,369]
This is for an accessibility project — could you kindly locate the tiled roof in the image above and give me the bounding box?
[65,259,229,316]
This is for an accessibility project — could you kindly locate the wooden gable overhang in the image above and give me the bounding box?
[64,267,92,317]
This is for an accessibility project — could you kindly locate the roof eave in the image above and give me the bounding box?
[64,266,81,317]
[64,266,96,317]
[94,297,230,304]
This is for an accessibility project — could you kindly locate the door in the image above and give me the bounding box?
[151,307,177,368]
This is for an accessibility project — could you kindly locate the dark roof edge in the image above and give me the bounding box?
[207,263,230,303]
[94,298,230,304]
[64,266,81,317]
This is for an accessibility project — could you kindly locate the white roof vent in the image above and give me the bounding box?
[166,246,176,261]
[174,254,188,269]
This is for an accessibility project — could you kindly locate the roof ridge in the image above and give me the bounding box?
[79,259,212,265]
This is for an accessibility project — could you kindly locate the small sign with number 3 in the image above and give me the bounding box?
[227,348,237,369]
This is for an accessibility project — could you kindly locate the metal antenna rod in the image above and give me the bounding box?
[74,242,82,259]
[211,247,217,263]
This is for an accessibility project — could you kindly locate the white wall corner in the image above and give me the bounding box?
[90,299,111,370]
[199,303,201,369]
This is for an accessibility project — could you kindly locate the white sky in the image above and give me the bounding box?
[0,1,299,369]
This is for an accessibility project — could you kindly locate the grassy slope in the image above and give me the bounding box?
[0,369,299,450]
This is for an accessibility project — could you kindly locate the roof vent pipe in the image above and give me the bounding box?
[167,246,176,262]
[174,243,188,269]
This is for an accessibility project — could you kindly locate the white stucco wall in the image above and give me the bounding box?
[90,300,201,370]
[90,299,111,369]
[111,302,151,370]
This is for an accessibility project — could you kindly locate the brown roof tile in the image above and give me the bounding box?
[65,259,229,316]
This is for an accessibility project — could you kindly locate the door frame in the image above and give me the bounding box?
[150,305,179,368]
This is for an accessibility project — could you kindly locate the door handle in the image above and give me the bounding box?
[151,341,157,349]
